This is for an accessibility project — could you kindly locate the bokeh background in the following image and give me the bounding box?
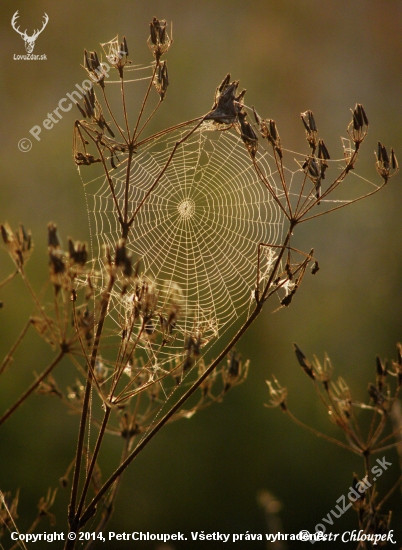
[1,1,402,548]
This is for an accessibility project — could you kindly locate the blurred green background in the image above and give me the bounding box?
[1,1,402,548]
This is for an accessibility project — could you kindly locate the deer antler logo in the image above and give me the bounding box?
[11,11,49,54]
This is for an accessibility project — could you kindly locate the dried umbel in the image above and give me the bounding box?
[301,110,318,152]
[1,223,33,268]
[148,17,172,63]
[101,36,130,77]
[267,343,402,541]
[376,141,398,182]
[47,222,89,293]
[347,103,368,148]
[206,74,244,124]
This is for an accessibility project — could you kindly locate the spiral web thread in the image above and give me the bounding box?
[82,123,287,363]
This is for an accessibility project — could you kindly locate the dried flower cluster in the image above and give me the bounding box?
[266,343,402,545]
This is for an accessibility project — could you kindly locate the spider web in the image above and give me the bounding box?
[83,122,286,361]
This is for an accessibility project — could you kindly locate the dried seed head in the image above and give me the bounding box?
[159,308,177,344]
[375,142,399,182]
[136,281,157,326]
[302,155,327,203]
[368,382,385,408]
[101,36,131,78]
[301,110,318,153]
[78,90,115,139]
[68,238,87,266]
[375,355,387,393]
[265,377,287,411]
[311,260,320,275]
[238,110,258,158]
[37,374,62,398]
[153,60,169,100]
[206,74,243,125]
[183,332,202,371]
[49,249,65,276]
[83,49,105,88]
[74,151,102,166]
[148,17,172,63]
[123,36,129,57]
[347,104,368,149]
[293,343,315,380]
[115,239,133,278]
[252,110,282,158]
[1,224,10,244]
[280,287,296,307]
[308,157,320,179]
[222,351,249,393]
[376,355,387,376]
[235,89,246,103]
[318,139,330,161]
[312,354,332,389]
[1,223,33,268]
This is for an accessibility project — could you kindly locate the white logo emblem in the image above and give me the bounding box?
[11,11,49,54]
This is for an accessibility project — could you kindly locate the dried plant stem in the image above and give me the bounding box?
[71,306,106,404]
[75,406,111,520]
[298,181,388,224]
[251,157,289,219]
[0,317,32,376]
[120,78,131,140]
[132,63,158,140]
[284,408,361,455]
[19,270,58,343]
[270,149,292,216]
[0,350,65,427]
[1,492,28,550]
[325,389,363,450]
[0,269,18,289]
[92,139,124,224]
[368,413,388,449]
[75,122,123,221]
[134,98,162,143]
[101,87,128,143]
[376,473,402,510]
[83,439,131,550]
[68,274,115,530]
[122,147,135,236]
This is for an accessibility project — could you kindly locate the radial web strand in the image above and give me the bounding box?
[82,123,285,362]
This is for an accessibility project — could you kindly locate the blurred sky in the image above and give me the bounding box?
[1,1,402,548]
